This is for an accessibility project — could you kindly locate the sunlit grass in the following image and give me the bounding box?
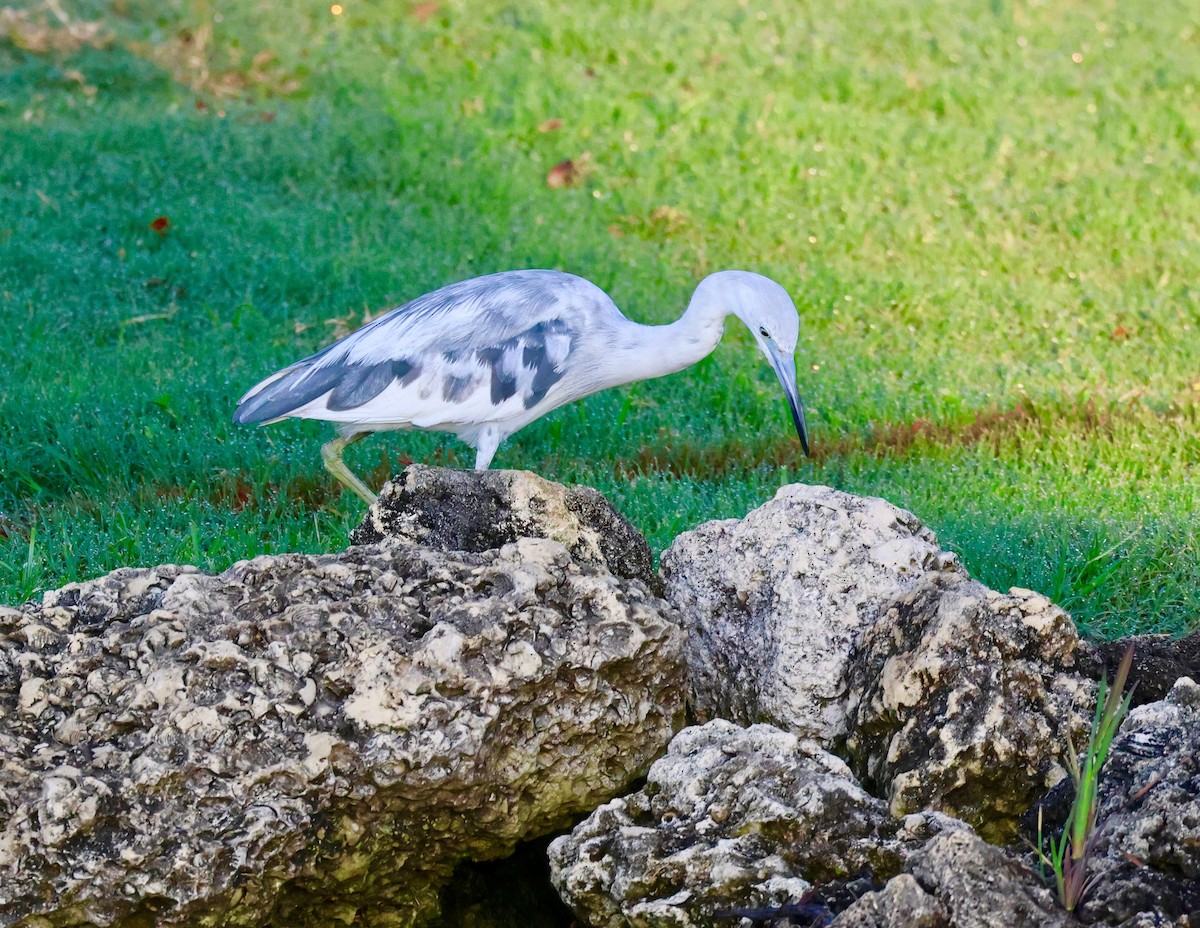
[1,0,1197,636]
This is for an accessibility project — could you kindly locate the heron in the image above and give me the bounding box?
[233,269,810,503]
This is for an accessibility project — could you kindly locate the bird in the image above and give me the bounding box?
[234,269,810,503]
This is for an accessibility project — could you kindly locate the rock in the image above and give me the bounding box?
[1111,915,1179,928]
[830,874,948,928]
[548,720,965,928]
[0,537,685,928]
[844,574,1096,843]
[351,465,656,589]
[1075,677,1200,925]
[904,830,1070,928]
[835,831,1073,928]
[661,484,963,745]
[1079,630,1200,707]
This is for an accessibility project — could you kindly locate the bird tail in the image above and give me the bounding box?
[233,361,341,425]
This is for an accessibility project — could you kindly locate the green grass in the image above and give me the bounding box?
[1,0,1198,637]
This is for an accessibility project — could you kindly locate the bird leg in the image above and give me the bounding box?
[474,426,500,470]
[321,433,377,504]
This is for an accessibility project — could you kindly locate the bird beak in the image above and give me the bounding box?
[765,342,810,456]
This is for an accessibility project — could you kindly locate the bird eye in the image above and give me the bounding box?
[759,326,770,338]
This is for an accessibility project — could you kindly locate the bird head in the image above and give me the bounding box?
[698,270,811,456]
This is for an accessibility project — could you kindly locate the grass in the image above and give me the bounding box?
[1,0,1198,638]
[1036,644,1135,910]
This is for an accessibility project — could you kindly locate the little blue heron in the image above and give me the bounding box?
[234,269,810,503]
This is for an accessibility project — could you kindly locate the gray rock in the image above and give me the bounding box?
[1111,915,1178,928]
[548,720,964,928]
[905,830,1071,928]
[1076,677,1200,925]
[661,484,963,745]
[844,574,1096,843]
[351,465,656,589]
[830,874,948,928]
[836,829,1094,928]
[0,537,685,928]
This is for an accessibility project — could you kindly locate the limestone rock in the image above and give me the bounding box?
[844,574,1095,843]
[830,874,948,928]
[351,465,656,589]
[902,830,1070,928]
[835,831,1073,928]
[548,720,964,928]
[1076,677,1200,925]
[661,484,963,745]
[0,537,685,928]
[1110,915,1180,928]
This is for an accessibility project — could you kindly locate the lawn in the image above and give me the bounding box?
[1,0,1197,637]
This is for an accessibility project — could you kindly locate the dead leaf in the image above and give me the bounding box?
[461,97,484,117]
[150,215,170,233]
[1111,325,1129,341]
[547,153,592,189]
[537,118,563,133]
[122,308,178,326]
[410,1,439,20]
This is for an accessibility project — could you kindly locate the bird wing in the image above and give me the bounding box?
[233,270,594,431]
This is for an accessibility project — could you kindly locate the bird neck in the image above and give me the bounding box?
[610,288,729,383]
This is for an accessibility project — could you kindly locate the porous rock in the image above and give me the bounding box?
[661,484,964,745]
[836,830,1071,928]
[351,465,656,589]
[844,573,1096,843]
[829,874,947,928]
[1075,677,1200,925]
[0,537,685,928]
[548,720,964,928]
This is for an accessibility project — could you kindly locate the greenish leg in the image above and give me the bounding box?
[321,433,377,504]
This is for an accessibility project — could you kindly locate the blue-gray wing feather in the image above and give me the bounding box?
[234,270,598,425]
